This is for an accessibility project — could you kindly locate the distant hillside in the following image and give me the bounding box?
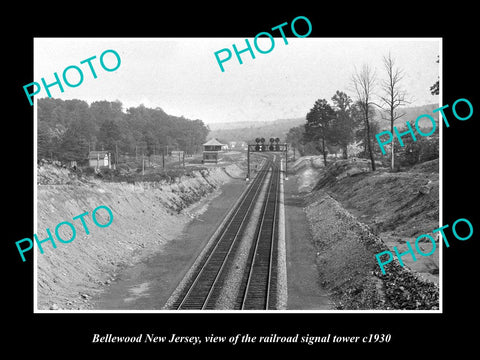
[207,103,440,144]
[208,121,271,131]
[208,117,305,143]
[374,103,440,131]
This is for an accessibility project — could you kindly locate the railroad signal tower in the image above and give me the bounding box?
[246,137,288,181]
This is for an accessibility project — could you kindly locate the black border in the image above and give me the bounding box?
[6,5,479,354]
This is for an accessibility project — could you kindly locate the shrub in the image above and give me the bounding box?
[397,134,439,167]
[302,141,322,155]
[84,167,95,176]
[418,135,439,163]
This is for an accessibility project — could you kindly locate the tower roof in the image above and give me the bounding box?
[203,138,224,146]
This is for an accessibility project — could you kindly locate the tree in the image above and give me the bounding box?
[37,121,53,160]
[352,64,377,171]
[37,98,209,165]
[63,99,96,152]
[430,55,439,95]
[57,122,89,162]
[352,100,378,158]
[286,125,305,155]
[98,119,121,151]
[330,90,354,159]
[304,99,336,166]
[379,53,410,170]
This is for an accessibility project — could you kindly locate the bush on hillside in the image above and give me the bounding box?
[396,134,439,167]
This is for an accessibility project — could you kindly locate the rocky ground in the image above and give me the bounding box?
[291,156,439,310]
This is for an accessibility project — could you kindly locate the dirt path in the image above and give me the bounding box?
[283,173,332,310]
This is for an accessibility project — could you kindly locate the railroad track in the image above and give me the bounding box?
[239,159,279,310]
[171,155,280,310]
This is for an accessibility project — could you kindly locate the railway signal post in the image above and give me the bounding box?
[246,137,288,181]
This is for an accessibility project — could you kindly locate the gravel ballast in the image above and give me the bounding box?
[305,190,439,310]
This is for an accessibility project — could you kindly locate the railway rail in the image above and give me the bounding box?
[170,155,281,310]
[238,159,280,310]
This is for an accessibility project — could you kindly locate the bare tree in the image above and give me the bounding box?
[352,64,377,171]
[430,55,439,95]
[379,53,410,170]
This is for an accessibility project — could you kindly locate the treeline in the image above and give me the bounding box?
[287,54,439,170]
[286,91,438,169]
[37,98,210,163]
[286,90,380,163]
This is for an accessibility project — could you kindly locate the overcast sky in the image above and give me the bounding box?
[34,38,440,125]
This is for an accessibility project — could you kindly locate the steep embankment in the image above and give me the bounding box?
[305,192,438,310]
[36,163,241,310]
[317,159,439,238]
[295,157,439,310]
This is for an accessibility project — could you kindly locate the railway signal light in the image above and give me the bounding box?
[268,137,275,151]
[254,137,266,151]
[246,139,289,181]
[252,137,286,151]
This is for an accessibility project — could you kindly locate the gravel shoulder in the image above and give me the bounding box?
[283,173,333,310]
